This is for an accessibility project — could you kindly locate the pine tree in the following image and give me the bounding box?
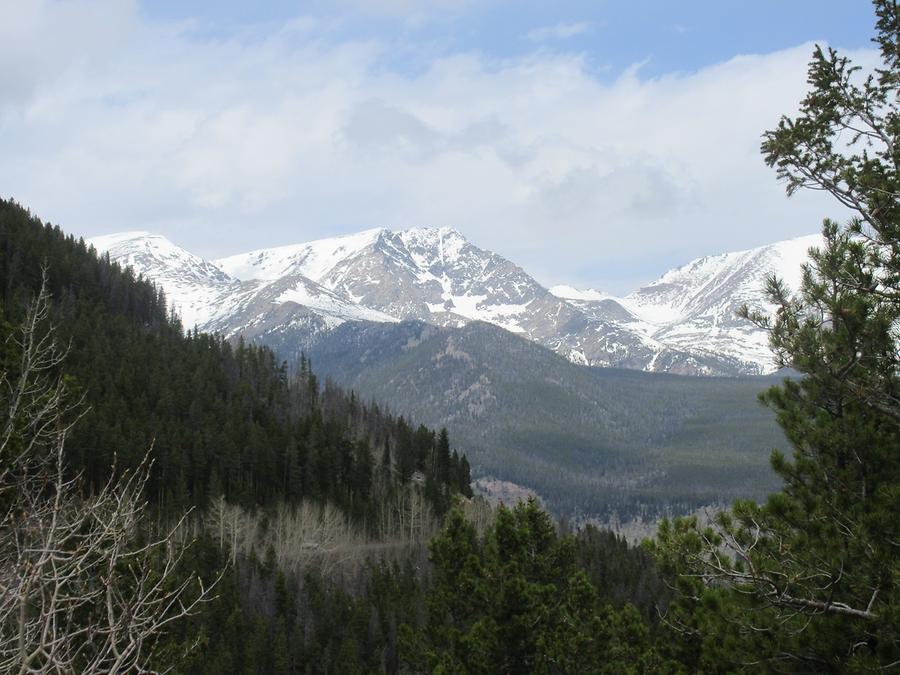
[436,428,451,482]
[656,2,900,669]
[419,498,624,673]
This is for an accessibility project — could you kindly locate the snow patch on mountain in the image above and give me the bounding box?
[549,285,614,302]
[91,226,823,377]
[88,231,243,328]
[272,277,398,326]
[216,228,387,282]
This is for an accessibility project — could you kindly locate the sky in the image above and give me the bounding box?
[0,0,880,294]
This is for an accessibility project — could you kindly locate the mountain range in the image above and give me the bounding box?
[89,227,820,377]
[87,226,804,517]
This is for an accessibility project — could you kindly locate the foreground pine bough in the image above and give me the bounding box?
[652,0,900,669]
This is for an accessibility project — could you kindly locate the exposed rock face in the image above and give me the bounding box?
[90,228,821,376]
[552,233,820,374]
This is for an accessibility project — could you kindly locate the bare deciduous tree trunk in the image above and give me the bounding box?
[0,273,214,674]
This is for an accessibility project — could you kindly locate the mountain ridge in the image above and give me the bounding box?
[302,318,787,517]
[88,228,821,376]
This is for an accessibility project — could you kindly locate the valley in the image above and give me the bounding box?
[91,228,802,519]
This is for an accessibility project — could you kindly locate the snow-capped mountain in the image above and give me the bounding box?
[216,227,727,373]
[217,227,545,335]
[89,231,243,328]
[624,235,818,368]
[550,234,821,373]
[88,231,396,355]
[89,227,821,376]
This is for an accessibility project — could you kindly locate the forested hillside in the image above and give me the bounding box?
[0,199,477,670]
[1,199,676,672]
[0,199,471,521]
[307,319,788,518]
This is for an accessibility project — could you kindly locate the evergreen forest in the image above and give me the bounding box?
[0,0,898,671]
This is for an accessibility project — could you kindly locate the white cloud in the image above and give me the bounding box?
[0,0,138,106]
[526,21,592,42]
[0,1,874,294]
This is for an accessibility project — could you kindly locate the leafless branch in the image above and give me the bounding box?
[0,273,216,674]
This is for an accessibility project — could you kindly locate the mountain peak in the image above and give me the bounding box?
[88,230,239,328]
[398,225,465,239]
[215,227,388,282]
[89,230,169,250]
[396,227,470,267]
[93,224,824,377]
[616,232,822,370]
[88,230,210,270]
[648,233,821,290]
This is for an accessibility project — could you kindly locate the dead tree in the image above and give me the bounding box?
[0,273,213,674]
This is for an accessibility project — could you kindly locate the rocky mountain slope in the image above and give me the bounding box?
[89,231,396,355]
[552,234,820,373]
[89,228,821,376]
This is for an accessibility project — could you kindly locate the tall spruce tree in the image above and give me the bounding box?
[655,1,900,670]
[416,498,659,673]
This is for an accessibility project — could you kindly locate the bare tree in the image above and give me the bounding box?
[375,486,438,544]
[208,498,364,577]
[0,273,213,674]
[205,494,257,567]
[267,501,360,576]
[459,496,496,538]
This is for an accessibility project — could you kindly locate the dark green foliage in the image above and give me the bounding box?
[308,319,788,520]
[177,540,427,675]
[574,525,671,623]
[414,498,663,674]
[0,198,469,524]
[655,2,900,670]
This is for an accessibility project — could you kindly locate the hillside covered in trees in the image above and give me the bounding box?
[307,319,788,519]
[0,200,676,672]
[0,199,477,670]
[1,199,472,520]
[1,1,899,669]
